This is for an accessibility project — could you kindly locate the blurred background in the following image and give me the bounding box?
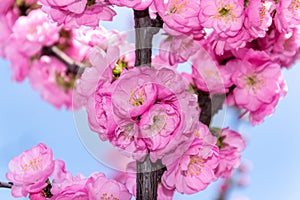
[1,7,300,200]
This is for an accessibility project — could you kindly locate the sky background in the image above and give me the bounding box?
[1,7,300,200]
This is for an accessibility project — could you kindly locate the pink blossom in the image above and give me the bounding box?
[272,27,300,68]
[111,120,148,160]
[0,10,17,58]
[5,47,31,82]
[39,0,116,28]
[228,49,287,125]
[274,0,300,33]
[140,103,180,151]
[207,28,250,55]
[199,0,244,38]
[162,137,219,194]
[51,173,89,200]
[191,48,232,94]
[111,67,199,163]
[6,143,55,198]
[249,74,287,125]
[111,68,158,119]
[158,34,203,66]
[154,0,202,34]
[109,0,153,10]
[150,91,199,164]
[9,9,60,57]
[94,85,118,141]
[214,128,246,178]
[29,56,73,109]
[86,172,132,200]
[231,59,282,112]
[244,0,273,38]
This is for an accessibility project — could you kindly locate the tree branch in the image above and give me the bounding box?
[42,46,87,76]
[134,9,161,67]
[0,181,13,189]
[198,85,236,127]
[134,8,166,200]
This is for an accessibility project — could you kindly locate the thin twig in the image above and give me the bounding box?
[0,181,13,189]
[42,46,88,76]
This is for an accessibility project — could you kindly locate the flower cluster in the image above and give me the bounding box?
[6,143,132,200]
[77,51,200,162]
[38,0,116,28]
[2,0,300,199]
[0,1,127,109]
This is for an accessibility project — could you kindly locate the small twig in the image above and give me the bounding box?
[0,181,13,189]
[42,46,87,76]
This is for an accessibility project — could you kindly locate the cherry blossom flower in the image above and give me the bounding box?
[39,0,116,28]
[244,0,273,38]
[9,9,60,57]
[190,47,232,94]
[29,56,74,109]
[6,143,55,198]
[86,172,132,200]
[51,173,89,200]
[199,0,245,38]
[227,49,287,125]
[274,0,300,33]
[111,66,199,162]
[214,128,246,178]
[154,0,202,34]
[162,136,219,194]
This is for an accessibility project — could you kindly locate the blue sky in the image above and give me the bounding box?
[1,7,300,200]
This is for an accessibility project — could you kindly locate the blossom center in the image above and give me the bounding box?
[100,193,119,200]
[22,158,42,172]
[187,156,205,176]
[244,74,265,92]
[219,7,230,16]
[150,114,167,133]
[119,124,134,142]
[128,87,146,107]
[167,0,188,14]
[290,0,300,12]
[215,2,236,22]
[259,6,266,23]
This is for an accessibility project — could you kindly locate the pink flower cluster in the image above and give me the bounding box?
[38,0,116,28]
[6,143,132,200]
[110,123,246,196]
[197,0,300,55]
[0,1,128,109]
[226,49,287,125]
[162,123,245,194]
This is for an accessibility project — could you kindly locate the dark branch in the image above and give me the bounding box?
[134,9,162,67]
[134,8,166,200]
[197,85,236,127]
[0,181,13,189]
[197,90,226,126]
[136,155,166,200]
[42,46,87,76]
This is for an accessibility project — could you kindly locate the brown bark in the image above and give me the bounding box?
[134,8,165,200]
